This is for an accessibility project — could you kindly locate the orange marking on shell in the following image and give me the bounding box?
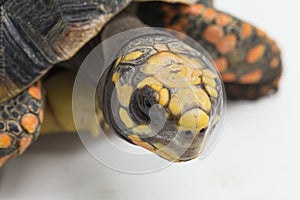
[213,57,228,72]
[0,155,11,167]
[203,25,224,44]
[182,4,205,15]
[246,44,266,64]
[21,113,39,134]
[216,13,232,26]
[239,70,263,84]
[216,34,237,54]
[19,135,33,154]
[270,57,280,68]
[28,85,42,100]
[241,23,253,38]
[0,133,12,148]
[202,8,217,21]
[221,73,236,82]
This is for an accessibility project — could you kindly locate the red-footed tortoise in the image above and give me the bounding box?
[0,0,282,167]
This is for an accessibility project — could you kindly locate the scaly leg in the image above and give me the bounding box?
[137,2,282,99]
[0,81,44,167]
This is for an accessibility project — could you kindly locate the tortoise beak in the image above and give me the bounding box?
[133,121,208,162]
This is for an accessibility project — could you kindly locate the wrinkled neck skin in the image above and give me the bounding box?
[41,12,149,135]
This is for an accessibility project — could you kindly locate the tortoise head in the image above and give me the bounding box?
[101,35,223,162]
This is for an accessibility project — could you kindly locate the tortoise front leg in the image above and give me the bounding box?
[0,81,44,167]
[137,3,282,100]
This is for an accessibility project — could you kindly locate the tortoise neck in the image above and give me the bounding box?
[101,12,145,41]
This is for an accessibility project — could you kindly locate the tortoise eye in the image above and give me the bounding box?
[143,96,152,111]
[129,86,158,125]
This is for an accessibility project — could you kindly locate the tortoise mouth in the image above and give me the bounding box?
[150,139,205,162]
[137,125,206,162]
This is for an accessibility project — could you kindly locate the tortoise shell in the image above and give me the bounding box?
[0,0,130,101]
[0,0,206,102]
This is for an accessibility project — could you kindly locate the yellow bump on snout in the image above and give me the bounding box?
[137,77,163,92]
[122,51,143,62]
[159,88,169,106]
[119,108,135,128]
[178,108,210,133]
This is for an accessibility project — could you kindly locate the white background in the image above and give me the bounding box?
[1,0,299,199]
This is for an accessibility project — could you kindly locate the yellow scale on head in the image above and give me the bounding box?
[158,88,169,106]
[202,69,219,98]
[122,51,143,62]
[168,86,211,116]
[141,52,201,88]
[137,77,163,93]
[178,108,210,135]
[112,71,133,107]
[119,108,135,128]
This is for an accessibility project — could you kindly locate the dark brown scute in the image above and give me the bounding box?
[0,0,130,102]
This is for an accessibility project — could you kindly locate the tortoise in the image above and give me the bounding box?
[0,0,282,167]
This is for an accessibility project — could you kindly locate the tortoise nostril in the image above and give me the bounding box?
[180,130,195,141]
[185,130,193,136]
